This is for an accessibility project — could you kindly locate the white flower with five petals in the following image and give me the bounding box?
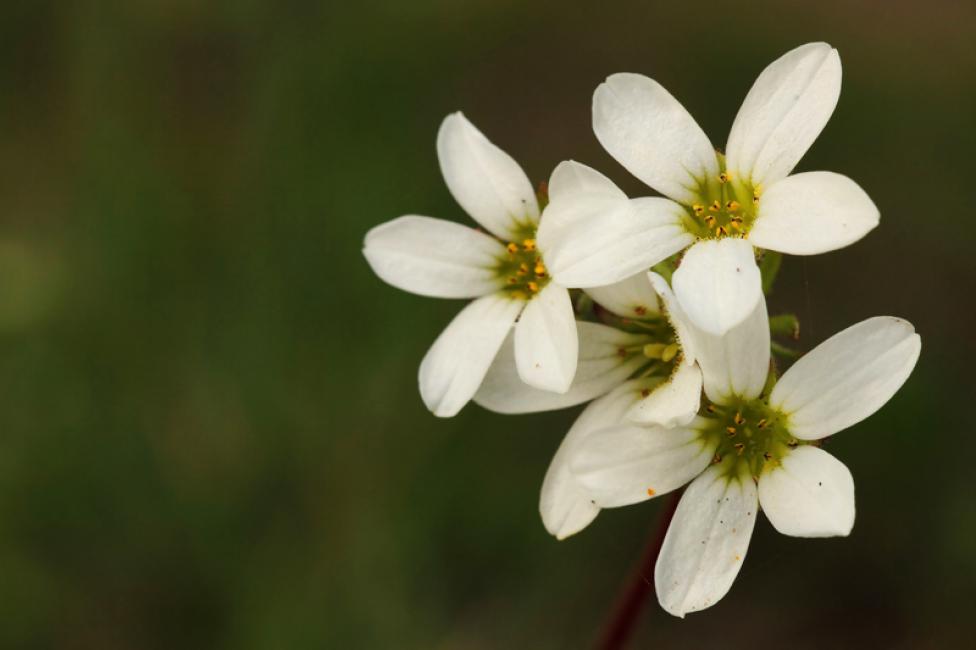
[568,301,921,617]
[539,42,880,336]
[363,113,580,416]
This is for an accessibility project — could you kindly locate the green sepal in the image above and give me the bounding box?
[769,313,800,340]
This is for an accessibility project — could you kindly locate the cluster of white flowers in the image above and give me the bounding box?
[363,43,921,617]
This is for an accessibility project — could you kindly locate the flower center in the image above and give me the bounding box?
[698,397,805,479]
[682,154,761,240]
[496,224,551,300]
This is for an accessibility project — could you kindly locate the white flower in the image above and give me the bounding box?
[570,304,921,616]
[539,42,879,336]
[363,113,580,416]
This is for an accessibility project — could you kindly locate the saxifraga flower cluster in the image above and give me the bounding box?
[362,42,921,617]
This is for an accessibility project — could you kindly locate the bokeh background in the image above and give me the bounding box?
[0,1,973,648]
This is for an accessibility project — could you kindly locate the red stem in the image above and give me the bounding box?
[595,490,682,650]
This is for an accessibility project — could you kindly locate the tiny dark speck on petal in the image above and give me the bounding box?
[735,267,741,272]
[818,481,822,486]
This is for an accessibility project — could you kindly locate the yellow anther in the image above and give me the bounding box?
[706,404,716,413]
[522,239,536,251]
[709,200,721,212]
[734,412,745,425]
[646,487,656,496]
[506,242,519,254]
[661,342,680,363]
[642,343,667,358]
[527,281,539,293]
[711,453,723,464]
[507,277,518,284]
[716,226,728,237]
[704,215,717,228]
[726,200,740,212]
[692,203,705,215]
[757,418,768,429]
[718,171,730,183]
[534,262,546,276]
[517,263,529,276]
[734,442,745,455]
[726,426,737,436]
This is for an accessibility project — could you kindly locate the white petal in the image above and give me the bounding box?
[655,465,758,617]
[770,316,921,440]
[571,417,714,508]
[584,272,661,319]
[538,163,693,288]
[437,112,539,240]
[592,73,718,203]
[726,43,842,187]
[750,172,879,255]
[692,294,770,405]
[627,362,702,428]
[475,322,645,414]
[759,446,855,538]
[363,215,505,298]
[540,381,646,539]
[672,239,762,336]
[547,159,628,202]
[418,293,523,417]
[648,272,698,367]
[514,283,578,392]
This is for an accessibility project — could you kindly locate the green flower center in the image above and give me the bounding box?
[681,154,761,240]
[495,224,551,300]
[699,397,806,479]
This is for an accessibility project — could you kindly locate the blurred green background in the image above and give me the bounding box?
[0,1,973,648]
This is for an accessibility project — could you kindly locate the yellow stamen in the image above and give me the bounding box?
[692,203,704,215]
[661,342,680,363]
[527,281,539,293]
[734,412,745,425]
[522,239,536,251]
[709,200,721,212]
[534,262,546,276]
[642,343,666,358]
[506,242,519,254]
[726,200,740,212]
[718,171,730,183]
[646,487,656,496]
